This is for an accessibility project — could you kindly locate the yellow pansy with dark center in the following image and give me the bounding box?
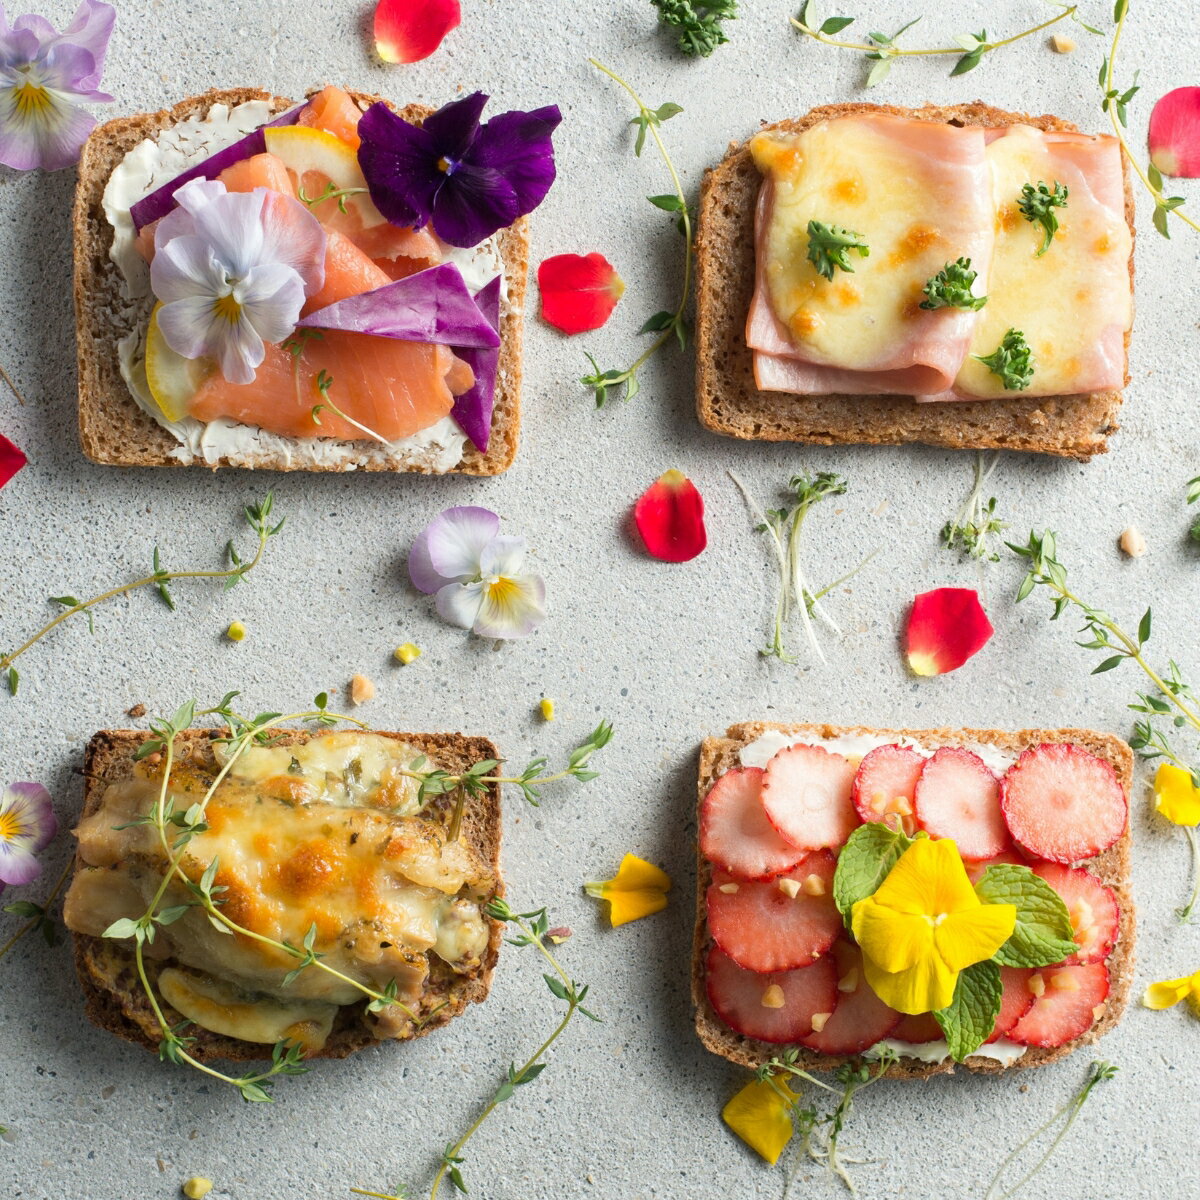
[851,837,1016,1014]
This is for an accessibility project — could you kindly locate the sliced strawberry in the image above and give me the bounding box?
[1030,863,1120,965]
[700,767,807,880]
[892,1011,943,1044]
[987,967,1037,1042]
[797,942,901,1055]
[761,744,859,851]
[1007,962,1110,1049]
[706,851,841,973]
[852,744,925,834]
[705,945,839,1044]
[966,850,1025,884]
[913,747,1009,860]
[1000,744,1127,864]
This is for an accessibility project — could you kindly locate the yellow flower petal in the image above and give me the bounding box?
[1154,763,1200,828]
[935,903,1017,973]
[872,837,979,919]
[1142,973,1199,1010]
[584,853,671,928]
[851,896,933,974]
[722,1076,797,1165]
[862,946,958,1015]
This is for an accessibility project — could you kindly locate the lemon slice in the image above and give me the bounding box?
[144,304,215,423]
[263,125,386,230]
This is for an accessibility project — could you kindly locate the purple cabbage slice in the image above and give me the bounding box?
[450,276,502,454]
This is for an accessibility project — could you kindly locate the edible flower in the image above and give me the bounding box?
[905,587,994,676]
[1154,762,1200,827]
[633,469,707,563]
[584,853,671,927]
[0,0,114,171]
[408,506,546,640]
[851,837,1016,1014]
[373,0,460,64]
[722,1075,798,1165]
[357,92,562,249]
[1142,970,1200,1017]
[150,179,326,385]
[0,782,56,894]
[1149,87,1200,179]
[0,431,26,488]
[538,252,624,334]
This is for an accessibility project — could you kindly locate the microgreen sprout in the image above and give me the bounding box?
[1186,474,1200,543]
[943,453,1007,563]
[310,370,390,444]
[921,258,987,311]
[582,61,691,406]
[650,0,737,56]
[297,180,366,215]
[806,220,870,281]
[0,493,283,697]
[975,328,1034,391]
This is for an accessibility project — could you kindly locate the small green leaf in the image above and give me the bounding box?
[647,193,685,212]
[1138,608,1152,645]
[865,55,892,87]
[975,864,1079,968]
[1091,655,1125,674]
[934,959,1002,1062]
[544,973,569,1001]
[832,822,913,919]
[102,917,141,940]
[820,15,855,33]
[950,48,983,76]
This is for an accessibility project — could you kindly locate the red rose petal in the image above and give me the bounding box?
[537,252,625,335]
[1149,87,1200,178]
[0,433,26,490]
[905,587,993,676]
[634,469,706,563]
[374,0,461,65]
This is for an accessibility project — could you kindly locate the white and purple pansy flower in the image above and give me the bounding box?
[0,781,56,893]
[0,0,115,172]
[409,506,546,640]
[150,178,327,385]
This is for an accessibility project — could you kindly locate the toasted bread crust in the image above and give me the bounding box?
[692,721,1135,1078]
[72,727,504,1063]
[74,87,526,475]
[695,101,1136,461]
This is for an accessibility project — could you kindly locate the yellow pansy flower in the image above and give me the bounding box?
[1142,970,1200,1016]
[584,853,671,927]
[722,1075,799,1165]
[1154,763,1200,827]
[851,837,1017,1014]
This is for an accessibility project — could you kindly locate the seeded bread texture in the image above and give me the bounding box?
[73,728,504,1063]
[692,721,1135,1079]
[694,102,1136,461]
[74,87,527,475]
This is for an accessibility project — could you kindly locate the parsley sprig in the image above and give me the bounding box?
[1019,181,1069,256]
[583,61,691,406]
[650,0,737,57]
[791,2,1095,87]
[0,492,283,697]
[943,453,1006,562]
[806,220,870,281]
[975,328,1034,391]
[922,257,987,311]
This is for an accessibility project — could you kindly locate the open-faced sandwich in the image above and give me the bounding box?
[64,727,502,1060]
[695,103,1134,460]
[74,85,559,474]
[693,722,1134,1076]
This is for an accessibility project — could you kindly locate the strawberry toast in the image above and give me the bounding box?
[693,722,1135,1077]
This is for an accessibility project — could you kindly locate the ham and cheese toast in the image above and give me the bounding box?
[696,103,1135,460]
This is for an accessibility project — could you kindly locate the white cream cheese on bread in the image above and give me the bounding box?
[739,729,1017,776]
[866,1036,1027,1067]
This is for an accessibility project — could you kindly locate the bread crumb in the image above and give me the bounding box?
[1051,33,1076,52]
[1118,525,1146,558]
[126,703,146,718]
[349,674,376,705]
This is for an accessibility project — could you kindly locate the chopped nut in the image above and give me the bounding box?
[224,620,246,642]
[1051,32,1076,53]
[540,697,556,721]
[1028,973,1046,998]
[777,877,802,899]
[1051,971,1081,992]
[761,984,786,1009]
[890,797,913,817]
[802,873,826,897]
[1119,525,1147,558]
[810,1011,832,1032]
[348,673,375,705]
[718,882,740,894]
[837,968,859,993]
[870,790,888,815]
[127,702,146,718]
[1092,1002,1107,1020]
[393,642,421,665]
[182,1180,213,1200]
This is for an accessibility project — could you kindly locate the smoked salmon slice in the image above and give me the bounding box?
[298,85,366,151]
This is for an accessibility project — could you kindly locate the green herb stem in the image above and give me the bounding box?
[0,357,26,405]
[0,855,72,963]
[1179,826,1200,923]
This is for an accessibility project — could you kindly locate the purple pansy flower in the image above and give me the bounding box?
[0,782,56,893]
[0,0,115,172]
[357,91,562,249]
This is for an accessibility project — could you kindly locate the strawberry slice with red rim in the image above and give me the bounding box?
[797,942,901,1055]
[705,945,839,1044]
[1000,744,1127,864]
[891,1011,942,1044]
[1007,962,1110,1049]
[700,766,806,880]
[1030,863,1120,965]
[966,850,1026,883]
[913,746,1010,860]
[852,744,925,833]
[987,967,1037,1043]
[761,744,859,851]
[706,851,841,973]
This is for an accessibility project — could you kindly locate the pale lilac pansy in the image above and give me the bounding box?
[0,781,56,893]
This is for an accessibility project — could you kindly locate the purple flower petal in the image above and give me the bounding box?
[470,104,561,222]
[1,781,56,852]
[357,103,442,229]
[0,842,41,887]
[431,160,519,249]
[408,506,500,592]
[422,91,488,162]
[56,0,116,88]
[451,276,502,453]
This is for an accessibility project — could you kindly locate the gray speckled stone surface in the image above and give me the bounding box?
[2,1,1199,1197]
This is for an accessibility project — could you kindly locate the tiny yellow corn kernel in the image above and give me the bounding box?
[225,621,245,642]
[182,1180,213,1200]
[761,984,786,1009]
[394,642,421,665]
[540,697,556,721]
[777,877,801,899]
[810,1012,832,1033]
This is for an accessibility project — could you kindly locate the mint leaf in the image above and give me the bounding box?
[934,959,1002,1062]
[974,863,1078,968]
[832,822,913,920]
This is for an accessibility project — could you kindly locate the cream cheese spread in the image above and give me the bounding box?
[865,1037,1027,1067]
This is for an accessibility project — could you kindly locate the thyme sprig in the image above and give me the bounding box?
[1010,530,1200,918]
[943,453,1006,563]
[731,471,876,665]
[0,492,283,697]
[983,1061,1117,1200]
[791,2,1093,87]
[1186,475,1200,543]
[583,61,692,406]
[0,855,72,963]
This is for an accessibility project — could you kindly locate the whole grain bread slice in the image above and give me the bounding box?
[72,727,504,1063]
[695,102,1136,461]
[74,87,527,475]
[692,721,1135,1078]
